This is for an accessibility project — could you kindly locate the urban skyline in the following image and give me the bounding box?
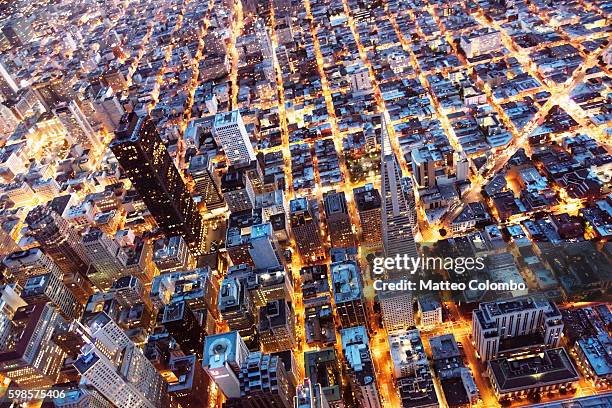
[0,0,610,406]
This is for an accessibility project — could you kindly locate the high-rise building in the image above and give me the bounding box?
[304,349,343,408]
[323,190,355,248]
[152,236,195,273]
[165,354,210,408]
[54,100,102,150]
[32,74,76,110]
[0,15,33,48]
[331,260,367,329]
[224,352,295,408]
[212,110,256,166]
[188,154,225,211]
[258,299,296,353]
[380,116,418,273]
[353,184,382,246]
[21,272,83,319]
[2,247,63,285]
[0,60,19,101]
[290,197,324,263]
[74,313,168,408]
[162,301,203,357]
[221,168,256,213]
[295,378,331,408]
[93,87,125,132]
[25,204,92,278]
[202,331,250,399]
[0,303,68,388]
[378,289,414,333]
[472,295,564,361]
[110,113,205,255]
[340,326,381,408]
[218,274,259,350]
[0,103,20,136]
[82,228,128,291]
[226,209,284,269]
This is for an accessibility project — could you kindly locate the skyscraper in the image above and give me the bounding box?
[290,197,324,263]
[378,289,414,333]
[25,205,93,278]
[0,303,68,388]
[0,60,19,101]
[380,115,419,273]
[82,227,128,291]
[2,247,63,285]
[21,272,83,319]
[323,190,355,248]
[340,326,382,408]
[110,113,205,255]
[74,313,169,408]
[295,378,331,408]
[218,274,259,350]
[202,331,250,399]
[212,110,256,166]
[188,154,225,211]
[224,352,295,408]
[353,184,382,246]
[54,100,102,150]
[162,301,203,357]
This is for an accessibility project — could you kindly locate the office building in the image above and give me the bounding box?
[153,236,195,273]
[218,274,259,350]
[226,209,284,269]
[429,334,479,406]
[74,313,168,408]
[213,110,256,166]
[25,204,92,278]
[54,100,102,150]
[323,190,355,248]
[487,348,579,399]
[380,116,418,271]
[0,303,68,388]
[51,385,112,408]
[82,227,128,291]
[188,154,225,211]
[32,74,76,110]
[472,295,564,361]
[110,275,150,308]
[290,197,324,263]
[331,260,366,328]
[0,60,19,100]
[224,352,294,408]
[21,272,82,319]
[0,15,33,48]
[162,301,203,357]
[93,87,125,131]
[304,349,343,408]
[0,103,19,136]
[574,332,612,386]
[150,267,218,316]
[259,299,296,353]
[353,184,382,246]
[388,330,429,380]
[418,296,442,328]
[378,289,414,333]
[2,247,63,285]
[340,326,381,408]
[221,168,256,212]
[295,378,331,408]
[110,113,205,255]
[202,331,250,399]
[165,354,210,408]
